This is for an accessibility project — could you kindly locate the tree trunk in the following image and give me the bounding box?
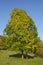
[21,50,24,59]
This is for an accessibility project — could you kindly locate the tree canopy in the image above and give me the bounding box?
[4,8,39,58]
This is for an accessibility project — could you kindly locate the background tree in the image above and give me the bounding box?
[0,35,3,47]
[4,8,39,58]
[0,35,7,49]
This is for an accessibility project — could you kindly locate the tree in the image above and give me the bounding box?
[0,35,3,47]
[4,8,38,58]
[0,35,8,49]
[38,41,43,48]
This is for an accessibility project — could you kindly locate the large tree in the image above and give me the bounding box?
[4,8,38,58]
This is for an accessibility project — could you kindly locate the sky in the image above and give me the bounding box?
[0,0,43,40]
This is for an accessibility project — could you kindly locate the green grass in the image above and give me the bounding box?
[0,50,43,65]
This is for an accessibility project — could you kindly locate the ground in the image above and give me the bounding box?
[0,50,43,65]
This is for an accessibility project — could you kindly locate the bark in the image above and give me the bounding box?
[21,50,24,59]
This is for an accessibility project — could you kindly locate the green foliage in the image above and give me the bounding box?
[39,41,43,48]
[36,48,43,58]
[4,8,39,54]
[0,35,3,46]
[0,35,7,47]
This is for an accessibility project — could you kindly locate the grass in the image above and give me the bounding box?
[0,50,43,65]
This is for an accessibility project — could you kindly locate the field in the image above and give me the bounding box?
[0,50,43,65]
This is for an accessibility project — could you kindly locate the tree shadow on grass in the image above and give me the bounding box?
[9,53,22,58]
[9,53,34,59]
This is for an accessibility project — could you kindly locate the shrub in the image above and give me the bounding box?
[36,48,43,58]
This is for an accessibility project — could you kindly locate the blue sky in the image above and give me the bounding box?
[0,0,43,40]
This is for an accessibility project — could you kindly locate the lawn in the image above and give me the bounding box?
[0,50,43,65]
